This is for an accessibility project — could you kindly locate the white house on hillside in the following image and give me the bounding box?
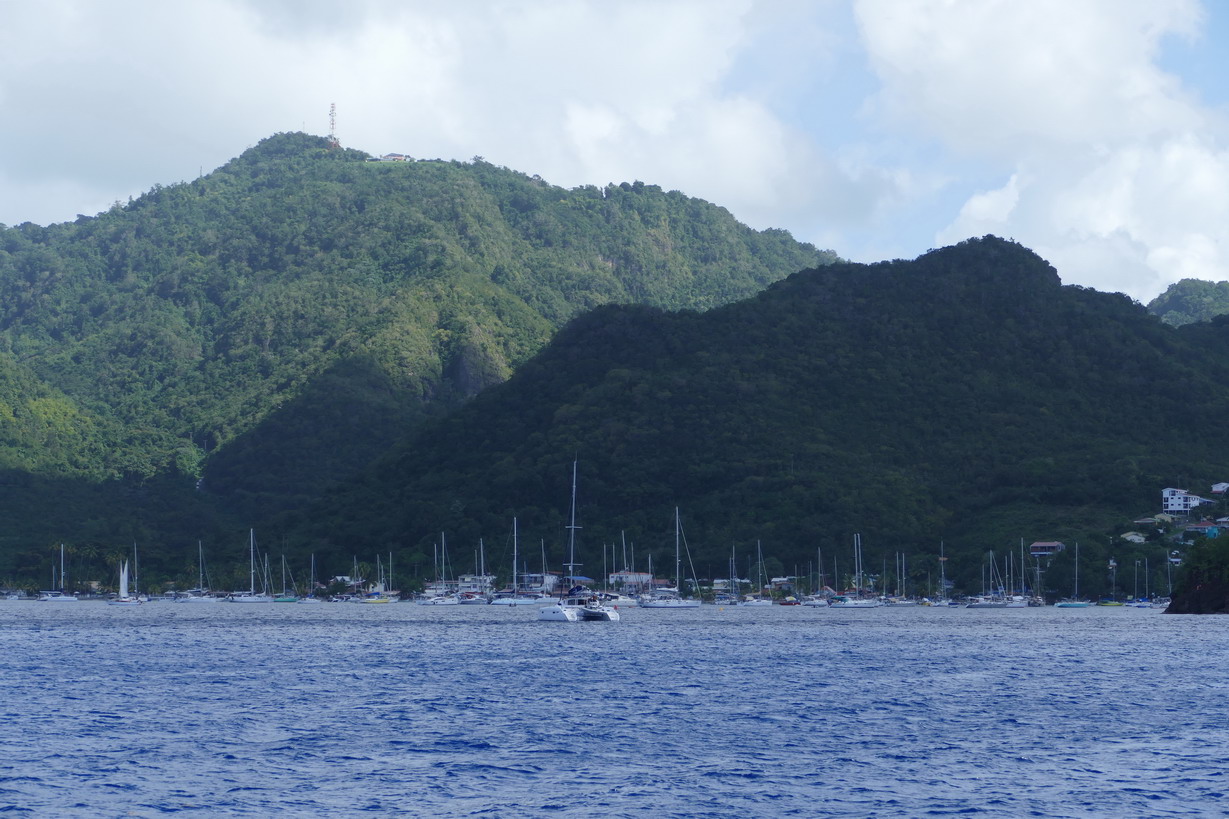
[1162,488,1213,514]
[1212,482,1229,495]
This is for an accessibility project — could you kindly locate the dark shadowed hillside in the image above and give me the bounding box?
[302,237,1229,596]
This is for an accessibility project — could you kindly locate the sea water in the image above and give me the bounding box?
[0,602,1224,817]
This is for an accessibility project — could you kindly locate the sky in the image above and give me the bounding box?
[2,0,1228,302]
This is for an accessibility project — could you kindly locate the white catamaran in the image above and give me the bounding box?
[539,461,620,622]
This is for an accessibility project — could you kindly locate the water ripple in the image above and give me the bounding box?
[1,602,1226,815]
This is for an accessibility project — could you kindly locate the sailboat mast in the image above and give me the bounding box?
[939,540,948,600]
[564,460,581,586]
[1074,542,1080,597]
[249,529,256,595]
[674,508,682,592]
[853,533,861,591]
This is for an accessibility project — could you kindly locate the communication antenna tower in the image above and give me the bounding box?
[327,103,339,149]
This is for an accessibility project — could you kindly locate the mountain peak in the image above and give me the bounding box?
[230,131,369,166]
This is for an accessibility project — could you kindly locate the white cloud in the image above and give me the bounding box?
[856,0,1205,152]
[857,0,1229,300]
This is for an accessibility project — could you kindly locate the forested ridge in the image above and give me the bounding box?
[0,132,834,587]
[1148,278,1229,327]
[300,237,1229,600]
[3,132,1228,599]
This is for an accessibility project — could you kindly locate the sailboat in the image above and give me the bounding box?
[928,540,953,606]
[737,540,774,607]
[226,530,274,603]
[458,541,492,604]
[358,553,399,603]
[298,554,324,603]
[38,544,79,602]
[109,560,142,606]
[419,535,461,604]
[1055,542,1091,607]
[179,541,220,602]
[829,533,881,607]
[539,460,620,622]
[640,508,702,608]
[492,518,546,605]
[274,555,299,602]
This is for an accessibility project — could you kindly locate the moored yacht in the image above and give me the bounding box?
[828,594,880,608]
[109,560,142,606]
[595,590,638,607]
[38,590,78,602]
[536,461,619,623]
[226,530,273,603]
[638,508,702,609]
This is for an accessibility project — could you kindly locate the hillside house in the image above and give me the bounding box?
[1212,482,1229,495]
[770,576,796,592]
[1182,522,1221,541]
[609,570,652,594]
[519,572,560,594]
[1029,541,1066,558]
[1120,532,1147,544]
[1162,488,1214,514]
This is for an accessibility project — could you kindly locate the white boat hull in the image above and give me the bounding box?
[538,603,580,622]
[640,597,702,608]
[37,592,78,602]
[580,605,621,621]
[490,595,546,606]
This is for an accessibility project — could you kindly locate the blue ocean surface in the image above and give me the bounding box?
[0,602,1225,817]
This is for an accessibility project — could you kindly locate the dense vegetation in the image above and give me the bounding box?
[299,237,1229,600]
[1147,278,1229,326]
[3,132,1226,601]
[1167,532,1229,613]
[0,133,833,588]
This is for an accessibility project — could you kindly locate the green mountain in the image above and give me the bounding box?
[0,132,834,585]
[1147,278,1229,326]
[6,131,1226,598]
[303,237,1229,597]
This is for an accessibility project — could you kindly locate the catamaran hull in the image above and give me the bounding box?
[538,604,580,622]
